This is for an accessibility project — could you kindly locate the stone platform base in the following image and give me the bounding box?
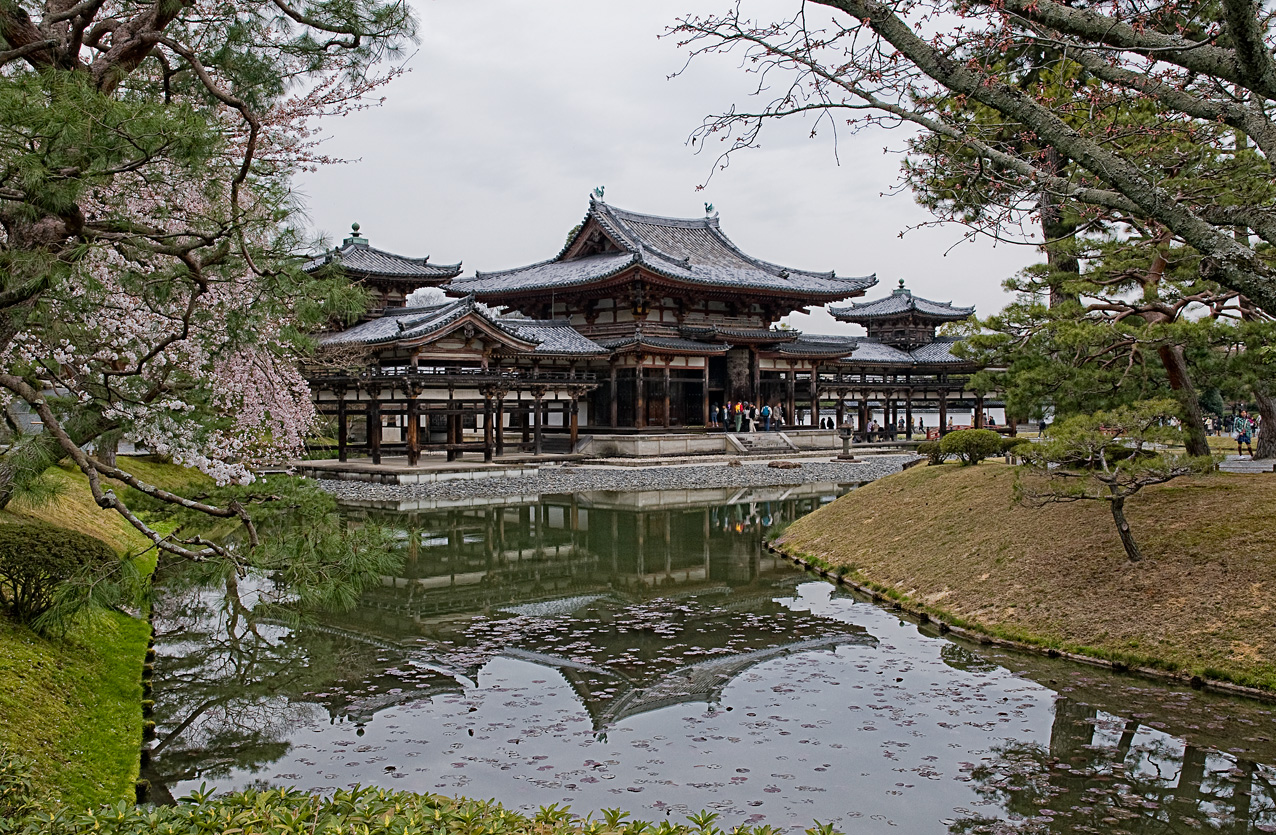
[294,458,539,485]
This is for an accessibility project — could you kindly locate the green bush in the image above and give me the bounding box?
[8,784,830,835]
[939,429,1003,466]
[0,748,41,832]
[0,523,116,625]
[1000,437,1030,454]
[916,441,947,465]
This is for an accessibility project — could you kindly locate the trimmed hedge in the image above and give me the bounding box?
[938,429,1003,466]
[0,523,116,625]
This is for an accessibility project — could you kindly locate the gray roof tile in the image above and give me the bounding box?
[448,199,876,300]
[306,238,461,281]
[908,337,973,365]
[829,287,974,322]
[597,331,731,355]
[497,318,609,356]
[320,299,606,357]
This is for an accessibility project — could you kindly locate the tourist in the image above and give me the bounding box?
[733,401,743,432]
[762,403,772,431]
[1235,409,1256,458]
[710,404,718,428]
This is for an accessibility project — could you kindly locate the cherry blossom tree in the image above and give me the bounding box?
[0,1,414,561]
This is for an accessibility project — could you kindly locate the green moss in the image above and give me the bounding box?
[0,458,205,805]
[0,611,148,807]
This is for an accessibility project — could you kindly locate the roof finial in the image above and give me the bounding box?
[592,185,605,201]
[704,202,715,216]
[344,222,366,246]
[898,278,905,289]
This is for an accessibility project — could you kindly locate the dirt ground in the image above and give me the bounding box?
[779,461,1276,690]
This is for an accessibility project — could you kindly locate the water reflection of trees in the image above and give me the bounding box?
[145,563,422,803]
[148,488,850,801]
[951,696,1276,834]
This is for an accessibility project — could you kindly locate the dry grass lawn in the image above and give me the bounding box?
[780,460,1276,691]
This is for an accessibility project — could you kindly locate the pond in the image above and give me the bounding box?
[147,482,1276,834]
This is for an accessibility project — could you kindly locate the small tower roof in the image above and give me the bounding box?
[304,223,462,281]
[828,280,974,323]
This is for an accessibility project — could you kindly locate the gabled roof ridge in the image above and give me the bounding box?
[464,251,635,282]
[601,201,718,231]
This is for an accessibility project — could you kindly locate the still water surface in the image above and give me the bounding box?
[149,483,1276,833]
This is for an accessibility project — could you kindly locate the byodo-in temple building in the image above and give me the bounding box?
[305,197,990,463]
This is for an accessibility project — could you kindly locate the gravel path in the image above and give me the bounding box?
[314,455,919,502]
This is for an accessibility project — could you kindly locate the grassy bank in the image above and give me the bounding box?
[779,461,1276,692]
[0,459,209,807]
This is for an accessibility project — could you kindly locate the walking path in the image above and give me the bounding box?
[1219,455,1276,474]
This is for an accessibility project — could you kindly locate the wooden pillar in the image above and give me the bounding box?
[786,369,796,425]
[635,364,647,429]
[859,396,869,433]
[483,395,495,462]
[750,347,761,403]
[368,400,381,465]
[445,410,458,462]
[337,397,348,462]
[975,393,985,429]
[495,395,506,456]
[569,397,579,449]
[609,363,618,429]
[808,365,820,426]
[701,363,710,428]
[890,398,899,433]
[520,393,530,443]
[533,391,544,455]
[662,365,671,429]
[835,394,844,429]
[939,390,948,432]
[905,391,914,439]
[406,397,420,466]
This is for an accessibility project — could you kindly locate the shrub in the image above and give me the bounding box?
[939,429,1003,466]
[0,748,41,830]
[1000,437,1030,454]
[916,441,947,465]
[0,523,117,625]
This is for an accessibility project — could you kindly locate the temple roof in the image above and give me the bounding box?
[496,317,610,357]
[770,334,974,367]
[680,324,801,343]
[447,199,877,301]
[907,336,973,365]
[305,225,462,282]
[829,281,974,323]
[771,334,856,357]
[597,329,731,356]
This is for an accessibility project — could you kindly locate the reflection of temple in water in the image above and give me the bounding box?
[307,484,873,730]
[336,483,853,630]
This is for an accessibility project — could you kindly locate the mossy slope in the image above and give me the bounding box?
[780,461,1276,690]
[0,459,210,806]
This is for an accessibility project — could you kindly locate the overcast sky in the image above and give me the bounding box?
[295,1,1041,336]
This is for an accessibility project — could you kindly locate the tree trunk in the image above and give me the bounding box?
[1040,148,1080,308]
[1109,496,1143,562]
[98,430,120,468]
[1155,344,1211,457]
[1255,388,1276,460]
